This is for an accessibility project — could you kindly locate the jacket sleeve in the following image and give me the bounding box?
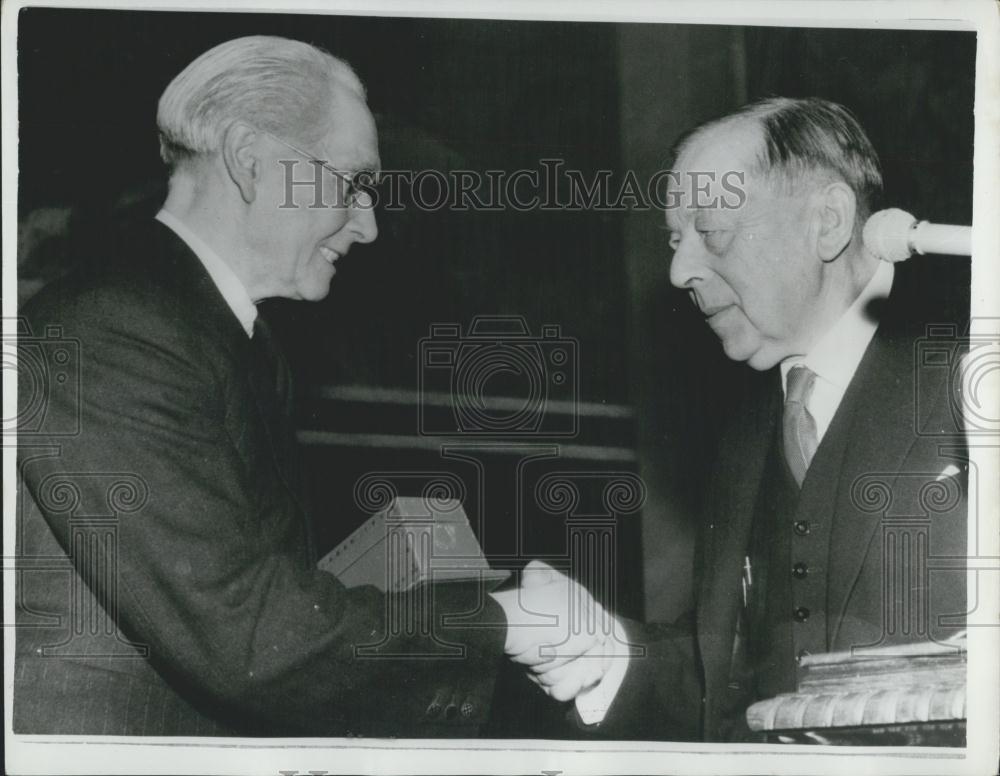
[560,617,703,740]
[18,284,507,736]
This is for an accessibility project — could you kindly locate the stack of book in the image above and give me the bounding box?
[746,633,966,745]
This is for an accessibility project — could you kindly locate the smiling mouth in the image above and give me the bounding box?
[319,246,341,265]
[701,304,731,319]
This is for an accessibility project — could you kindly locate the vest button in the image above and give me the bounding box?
[794,520,810,536]
[792,562,809,579]
[793,606,810,622]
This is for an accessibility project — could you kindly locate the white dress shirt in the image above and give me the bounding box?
[579,259,896,727]
[155,209,257,338]
[779,259,894,444]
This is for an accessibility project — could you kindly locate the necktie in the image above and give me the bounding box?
[250,316,296,476]
[250,317,313,558]
[782,365,818,487]
[251,317,290,407]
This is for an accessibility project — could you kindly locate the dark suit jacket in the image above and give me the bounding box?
[15,220,507,736]
[590,258,970,741]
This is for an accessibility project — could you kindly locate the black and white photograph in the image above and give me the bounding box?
[3,1,998,774]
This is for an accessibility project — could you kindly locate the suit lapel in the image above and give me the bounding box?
[147,219,250,356]
[825,285,922,645]
[149,220,309,522]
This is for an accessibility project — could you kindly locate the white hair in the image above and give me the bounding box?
[156,35,365,167]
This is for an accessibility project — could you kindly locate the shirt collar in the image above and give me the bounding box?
[155,209,257,338]
[781,259,894,394]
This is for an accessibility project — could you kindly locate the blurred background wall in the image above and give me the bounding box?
[16,8,976,622]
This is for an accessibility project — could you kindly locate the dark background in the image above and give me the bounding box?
[16,8,976,622]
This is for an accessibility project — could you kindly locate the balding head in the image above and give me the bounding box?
[674,97,883,226]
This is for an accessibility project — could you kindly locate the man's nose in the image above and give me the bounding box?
[348,198,378,244]
[668,231,707,289]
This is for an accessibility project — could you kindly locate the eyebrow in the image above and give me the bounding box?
[310,148,380,174]
[666,206,696,230]
[693,208,735,221]
[340,156,381,173]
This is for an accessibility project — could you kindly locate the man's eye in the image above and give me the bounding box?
[668,232,681,251]
[698,229,732,252]
[351,170,379,188]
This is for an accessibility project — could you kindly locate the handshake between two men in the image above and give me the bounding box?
[488,560,631,721]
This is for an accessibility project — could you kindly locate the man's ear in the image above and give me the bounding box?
[221,121,260,204]
[815,181,857,262]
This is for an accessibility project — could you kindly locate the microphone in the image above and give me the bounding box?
[863,208,972,262]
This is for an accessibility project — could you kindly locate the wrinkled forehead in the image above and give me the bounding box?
[674,119,764,177]
[666,120,764,228]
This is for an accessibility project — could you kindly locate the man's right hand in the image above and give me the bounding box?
[489,560,612,701]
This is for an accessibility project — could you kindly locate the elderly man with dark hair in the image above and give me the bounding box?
[14,35,611,737]
[556,97,969,741]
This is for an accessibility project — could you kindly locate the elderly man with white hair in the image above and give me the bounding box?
[15,35,610,737]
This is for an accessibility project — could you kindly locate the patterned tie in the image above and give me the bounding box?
[782,365,818,487]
